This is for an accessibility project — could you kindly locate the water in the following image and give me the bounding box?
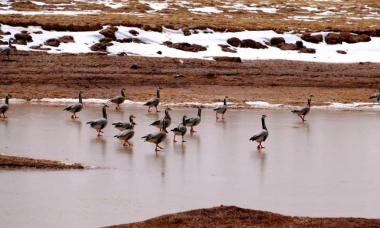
[1,104,380,227]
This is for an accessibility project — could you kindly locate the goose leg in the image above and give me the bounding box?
[222,113,225,120]
[155,106,160,112]
[173,135,177,143]
[157,145,164,149]
[182,135,186,143]
[123,140,130,147]
[148,106,151,113]
[216,113,219,120]
[190,126,196,133]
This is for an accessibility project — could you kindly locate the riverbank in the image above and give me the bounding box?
[1,51,379,106]
[108,206,380,227]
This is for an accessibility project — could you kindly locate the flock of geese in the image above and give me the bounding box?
[1,87,380,151]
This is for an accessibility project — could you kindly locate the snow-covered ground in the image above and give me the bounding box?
[3,98,380,111]
[1,24,380,63]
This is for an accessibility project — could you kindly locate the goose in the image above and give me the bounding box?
[369,87,380,103]
[291,95,313,122]
[150,107,172,132]
[171,115,187,143]
[0,94,11,118]
[112,114,136,131]
[1,38,15,60]
[114,129,135,147]
[144,88,160,112]
[86,104,108,136]
[63,91,83,119]
[109,88,126,110]
[142,121,167,152]
[185,107,202,132]
[214,96,228,120]
[250,115,269,149]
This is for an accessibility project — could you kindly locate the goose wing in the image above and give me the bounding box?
[250,130,268,142]
[110,95,125,104]
[145,97,159,106]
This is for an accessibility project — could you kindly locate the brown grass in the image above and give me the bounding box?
[0,0,379,34]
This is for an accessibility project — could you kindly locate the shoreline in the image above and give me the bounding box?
[3,98,380,112]
[0,154,85,170]
[107,206,380,227]
[1,52,380,108]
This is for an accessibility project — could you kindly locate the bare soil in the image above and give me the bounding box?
[1,51,380,106]
[0,154,85,169]
[1,0,380,35]
[107,206,380,228]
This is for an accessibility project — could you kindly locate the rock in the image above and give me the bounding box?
[270,37,285,46]
[227,37,241,47]
[90,41,112,52]
[164,42,207,52]
[337,50,347,54]
[213,57,242,63]
[30,44,51,51]
[325,33,341,44]
[130,64,141,69]
[344,33,371,43]
[142,24,162,33]
[129,29,139,36]
[33,31,43,34]
[183,28,191,36]
[240,39,267,49]
[278,43,298,51]
[99,26,118,40]
[296,41,304,49]
[44,38,60,47]
[157,51,162,55]
[0,40,7,45]
[58,35,74,43]
[301,33,323,43]
[12,39,27,45]
[219,44,237,53]
[117,38,144,43]
[14,31,33,43]
[325,32,370,45]
[299,48,316,54]
[99,37,113,43]
[117,52,127,56]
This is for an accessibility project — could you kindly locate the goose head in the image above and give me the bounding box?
[121,88,126,96]
[130,114,136,125]
[261,114,267,119]
[8,38,14,46]
[182,115,187,124]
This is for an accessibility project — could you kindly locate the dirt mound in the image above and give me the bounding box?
[325,32,371,44]
[99,26,118,40]
[14,31,33,45]
[164,41,207,52]
[107,206,380,227]
[0,154,84,170]
[58,35,75,43]
[301,33,323,43]
[44,38,60,47]
[227,37,241,47]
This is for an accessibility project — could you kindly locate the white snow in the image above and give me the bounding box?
[4,97,380,111]
[189,6,223,14]
[0,9,101,15]
[140,1,169,11]
[2,24,380,63]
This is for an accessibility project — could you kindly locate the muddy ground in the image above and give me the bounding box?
[1,51,379,105]
[0,154,84,169]
[108,206,380,227]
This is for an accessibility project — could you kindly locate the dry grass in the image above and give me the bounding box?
[0,0,379,33]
